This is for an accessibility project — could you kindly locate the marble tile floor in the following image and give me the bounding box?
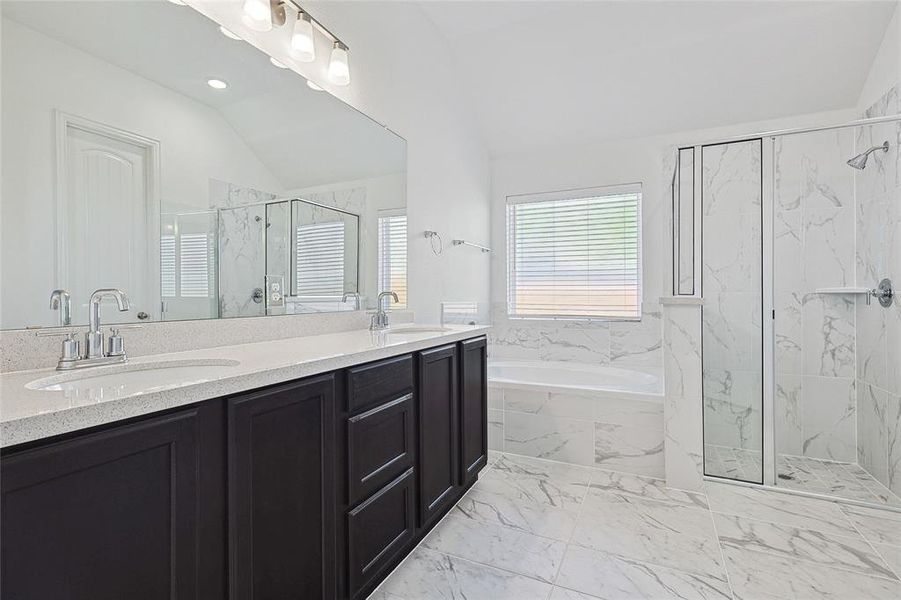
[369,451,901,600]
[705,444,901,508]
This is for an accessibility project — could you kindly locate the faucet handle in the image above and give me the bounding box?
[60,333,81,361]
[107,328,126,357]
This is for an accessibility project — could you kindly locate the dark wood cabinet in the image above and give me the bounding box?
[1,335,487,600]
[0,403,225,600]
[346,468,416,598]
[417,344,460,528]
[228,374,336,600]
[347,392,415,506]
[459,337,488,487]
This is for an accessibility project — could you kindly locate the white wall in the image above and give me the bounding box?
[858,1,900,113]
[189,1,491,324]
[0,17,282,328]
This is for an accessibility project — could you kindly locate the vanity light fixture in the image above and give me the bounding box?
[234,1,351,85]
[290,11,315,62]
[270,57,289,69]
[207,78,229,89]
[219,26,243,40]
[328,41,350,86]
[242,0,274,32]
[306,80,324,91]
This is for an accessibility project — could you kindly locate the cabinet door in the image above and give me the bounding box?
[228,374,336,600]
[347,468,415,599]
[459,337,488,486]
[1,405,222,600]
[417,344,459,528]
[347,393,415,506]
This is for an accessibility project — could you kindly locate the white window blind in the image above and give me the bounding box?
[295,221,345,296]
[160,231,213,299]
[179,233,211,298]
[378,213,407,308]
[160,235,176,298]
[506,185,641,320]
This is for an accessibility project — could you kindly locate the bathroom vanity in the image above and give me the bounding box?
[0,327,489,600]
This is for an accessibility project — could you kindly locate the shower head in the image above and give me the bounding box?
[847,140,889,170]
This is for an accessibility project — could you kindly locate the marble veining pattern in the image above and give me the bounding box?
[370,452,901,600]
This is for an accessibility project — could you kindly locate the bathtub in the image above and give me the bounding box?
[487,359,665,477]
[489,360,662,398]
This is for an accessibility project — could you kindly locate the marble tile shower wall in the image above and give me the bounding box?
[773,130,858,462]
[856,84,901,496]
[701,140,764,455]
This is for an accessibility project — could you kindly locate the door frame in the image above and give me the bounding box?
[54,110,161,316]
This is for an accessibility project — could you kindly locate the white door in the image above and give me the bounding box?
[63,123,157,324]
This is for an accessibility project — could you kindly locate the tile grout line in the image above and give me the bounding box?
[839,503,901,582]
[707,504,739,600]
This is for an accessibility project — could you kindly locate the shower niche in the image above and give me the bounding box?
[674,115,901,506]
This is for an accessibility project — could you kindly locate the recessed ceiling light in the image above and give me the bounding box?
[207,78,228,90]
[306,80,324,91]
[219,26,242,41]
[269,57,289,69]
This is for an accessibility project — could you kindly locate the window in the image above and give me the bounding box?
[179,233,211,298]
[295,221,346,297]
[506,184,641,320]
[378,212,407,308]
[160,228,214,299]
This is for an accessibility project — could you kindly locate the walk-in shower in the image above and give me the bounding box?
[672,112,901,509]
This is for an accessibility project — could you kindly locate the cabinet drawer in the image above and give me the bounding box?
[347,354,414,414]
[347,468,415,599]
[347,393,415,506]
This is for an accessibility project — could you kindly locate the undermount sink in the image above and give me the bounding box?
[26,358,241,393]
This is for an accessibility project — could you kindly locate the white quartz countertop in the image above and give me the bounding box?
[0,324,490,448]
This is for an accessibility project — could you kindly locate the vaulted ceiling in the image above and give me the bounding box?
[417,1,897,156]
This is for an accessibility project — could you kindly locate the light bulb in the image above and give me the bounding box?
[270,57,288,69]
[290,12,316,62]
[207,78,228,90]
[241,0,272,32]
[328,42,350,86]
[306,80,324,91]
[219,26,242,41]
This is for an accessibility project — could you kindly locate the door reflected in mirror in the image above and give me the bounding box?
[0,0,406,330]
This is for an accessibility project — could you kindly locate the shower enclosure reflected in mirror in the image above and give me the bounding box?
[0,0,406,330]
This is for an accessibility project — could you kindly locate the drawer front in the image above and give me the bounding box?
[347,354,414,414]
[347,394,415,506]
[347,468,415,599]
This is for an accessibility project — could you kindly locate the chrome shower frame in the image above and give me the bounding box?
[677,113,901,510]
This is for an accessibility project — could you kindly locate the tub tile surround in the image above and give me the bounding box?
[490,384,665,478]
[370,452,901,600]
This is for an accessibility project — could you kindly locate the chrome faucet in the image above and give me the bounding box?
[86,289,130,358]
[56,289,130,370]
[342,292,362,310]
[370,291,399,331]
[49,289,71,326]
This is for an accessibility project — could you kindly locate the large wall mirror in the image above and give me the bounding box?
[1,0,407,330]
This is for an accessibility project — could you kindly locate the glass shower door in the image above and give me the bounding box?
[701,139,764,484]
